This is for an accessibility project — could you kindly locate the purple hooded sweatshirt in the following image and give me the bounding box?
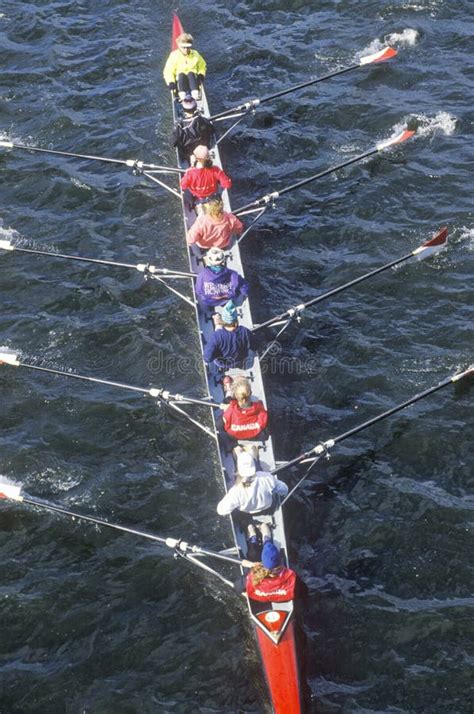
[195,265,249,308]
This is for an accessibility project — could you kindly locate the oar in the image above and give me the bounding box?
[253,227,448,332]
[0,349,221,410]
[0,482,253,575]
[210,46,397,121]
[0,139,184,174]
[0,238,196,279]
[274,366,473,504]
[234,127,415,215]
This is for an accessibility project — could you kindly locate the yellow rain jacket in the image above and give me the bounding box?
[163,49,207,85]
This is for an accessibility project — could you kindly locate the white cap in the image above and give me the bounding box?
[237,452,256,481]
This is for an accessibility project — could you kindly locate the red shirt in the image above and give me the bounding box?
[222,399,268,440]
[246,568,297,602]
[180,166,232,199]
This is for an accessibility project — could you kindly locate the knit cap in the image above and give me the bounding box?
[221,300,237,325]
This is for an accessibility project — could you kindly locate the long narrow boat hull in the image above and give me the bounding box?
[170,14,304,713]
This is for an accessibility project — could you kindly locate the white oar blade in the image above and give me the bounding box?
[412,227,448,259]
[452,366,474,382]
[0,140,14,149]
[360,46,398,65]
[0,348,20,366]
[0,239,14,251]
[0,482,23,501]
[376,128,416,151]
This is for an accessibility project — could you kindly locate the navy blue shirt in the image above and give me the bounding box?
[204,325,254,368]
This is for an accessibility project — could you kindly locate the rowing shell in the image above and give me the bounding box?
[170,13,305,714]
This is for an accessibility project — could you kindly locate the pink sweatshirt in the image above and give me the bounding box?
[186,212,244,249]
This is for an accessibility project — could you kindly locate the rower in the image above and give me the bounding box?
[216,451,288,521]
[172,96,216,163]
[180,145,232,210]
[203,300,254,370]
[195,247,249,309]
[186,197,244,250]
[163,32,207,101]
[222,376,268,442]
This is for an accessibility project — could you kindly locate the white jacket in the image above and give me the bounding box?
[217,471,288,516]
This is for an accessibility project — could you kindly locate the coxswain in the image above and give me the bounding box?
[222,377,268,441]
[186,197,243,250]
[163,32,207,101]
[172,96,216,162]
[180,145,232,206]
[245,542,306,603]
[203,300,254,370]
[216,451,288,518]
[195,247,249,309]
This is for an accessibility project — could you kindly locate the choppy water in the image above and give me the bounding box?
[0,1,472,712]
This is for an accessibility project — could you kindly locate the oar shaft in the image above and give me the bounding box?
[0,141,183,174]
[5,142,129,166]
[210,62,361,119]
[6,244,196,278]
[21,496,167,544]
[19,496,243,566]
[12,245,139,271]
[258,63,359,105]
[273,367,472,475]
[301,253,411,310]
[332,376,458,447]
[18,361,150,396]
[278,147,378,197]
[254,246,412,332]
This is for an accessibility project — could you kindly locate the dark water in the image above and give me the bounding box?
[0,1,472,712]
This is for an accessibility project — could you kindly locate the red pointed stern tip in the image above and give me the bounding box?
[256,609,290,635]
[424,226,448,248]
[172,14,184,50]
[256,620,303,714]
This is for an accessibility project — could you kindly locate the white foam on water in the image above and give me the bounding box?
[358,28,418,62]
[413,111,458,137]
[70,177,92,191]
[460,226,474,251]
[0,224,18,240]
[385,28,419,47]
[380,112,457,145]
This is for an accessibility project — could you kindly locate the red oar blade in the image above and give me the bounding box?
[360,46,398,65]
[377,128,416,151]
[412,226,448,259]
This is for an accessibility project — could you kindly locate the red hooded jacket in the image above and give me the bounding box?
[222,399,268,440]
[246,567,297,602]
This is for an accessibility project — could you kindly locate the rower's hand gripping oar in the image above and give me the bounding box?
[0,350,220,440]
[273,366,473,505]
[234,127,416,216]
[0,139,184,175]
[0,484,254,586]
[255,227,448,336]
[210,45,398,121]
